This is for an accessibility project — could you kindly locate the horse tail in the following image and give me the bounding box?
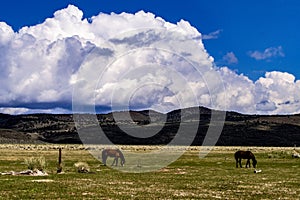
[234,151,239,160]
[102,149,107,165]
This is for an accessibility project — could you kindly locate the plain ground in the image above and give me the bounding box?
[0,144,299,199]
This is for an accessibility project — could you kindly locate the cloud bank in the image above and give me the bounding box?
[0,5,299,115]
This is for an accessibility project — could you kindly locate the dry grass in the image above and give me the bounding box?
[74,162,90,173]
[0,144,299,199]
[24,156,47,171]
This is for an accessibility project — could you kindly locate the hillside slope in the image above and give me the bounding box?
[0,107,299,146]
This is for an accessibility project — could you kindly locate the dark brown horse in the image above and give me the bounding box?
[234,150,257,168]
[102,148,125,167]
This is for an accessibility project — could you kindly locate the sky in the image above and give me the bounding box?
[0,0,299,115]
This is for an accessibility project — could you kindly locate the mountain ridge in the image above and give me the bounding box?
[0,106,299,146]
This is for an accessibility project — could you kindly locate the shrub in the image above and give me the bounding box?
[74,162,90,173]
[24,156,47,171]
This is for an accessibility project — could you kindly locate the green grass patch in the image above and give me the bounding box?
[0,145,299,199]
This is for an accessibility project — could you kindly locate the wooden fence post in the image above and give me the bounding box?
[57,148,62,173]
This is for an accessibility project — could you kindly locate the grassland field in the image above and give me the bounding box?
[0,144,299,199]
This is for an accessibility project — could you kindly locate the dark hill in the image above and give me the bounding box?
[0,107,299,146]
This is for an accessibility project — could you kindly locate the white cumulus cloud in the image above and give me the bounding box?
[255,71,300,114]
[0,5,299,115]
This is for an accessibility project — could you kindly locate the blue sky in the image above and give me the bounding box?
[1,0,299,81]
[0,0,300,115]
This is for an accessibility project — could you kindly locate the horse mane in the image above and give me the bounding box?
[248,151,256,161]
[251,152,257,163]
[117,149,125,162]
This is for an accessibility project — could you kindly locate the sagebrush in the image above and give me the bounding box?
[24,156,47,171]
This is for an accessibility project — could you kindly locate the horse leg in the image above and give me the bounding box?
[246,159,250,168]
[116,157,118,166]
[235,158,239,168]
[239,158,242,168]
[102,156,107,166]
[111,158,116,166]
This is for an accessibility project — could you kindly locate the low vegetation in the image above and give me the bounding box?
[0,144,299,199]
[24,156,47,171]
[74,162,90,173]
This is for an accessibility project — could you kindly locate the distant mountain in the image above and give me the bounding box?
[0,107,299,146]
